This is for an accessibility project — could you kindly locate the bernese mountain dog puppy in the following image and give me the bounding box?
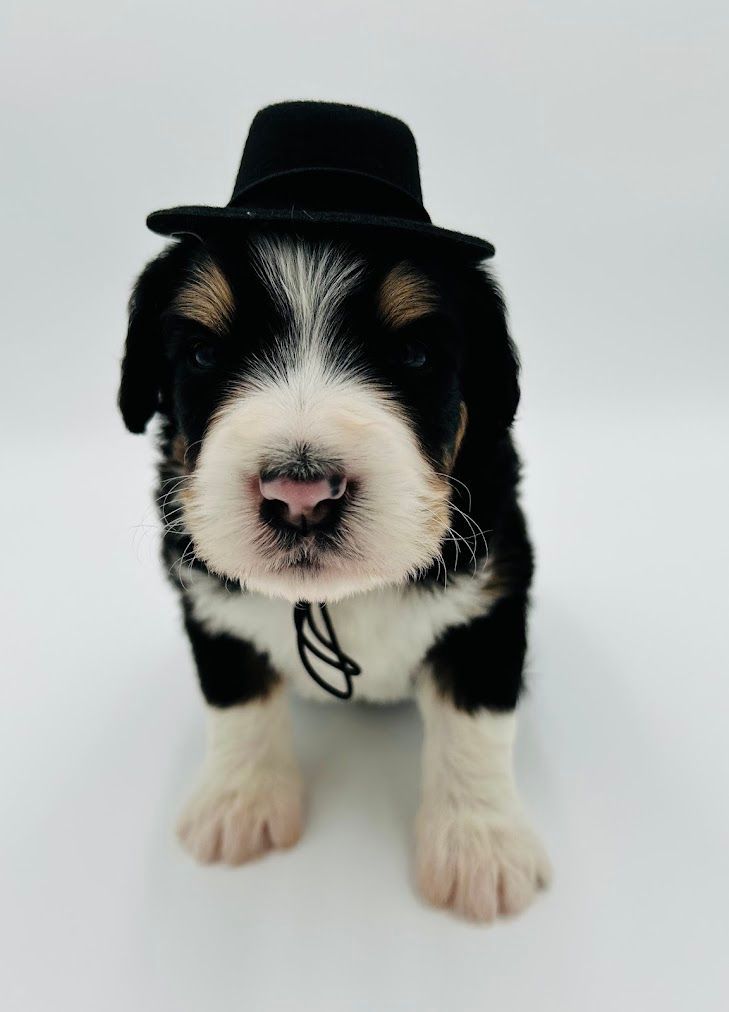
[119,229,551,922]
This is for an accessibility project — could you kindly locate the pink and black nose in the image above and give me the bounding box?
[259,473,347,531]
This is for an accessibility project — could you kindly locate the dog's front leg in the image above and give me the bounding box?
[177,610,303,864]
[415,595,551,921]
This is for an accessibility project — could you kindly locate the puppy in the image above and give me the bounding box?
[119,229,550,921]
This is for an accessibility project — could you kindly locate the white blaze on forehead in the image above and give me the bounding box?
[249,234,365,377]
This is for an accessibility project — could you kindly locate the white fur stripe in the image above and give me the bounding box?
[249,234,364,380]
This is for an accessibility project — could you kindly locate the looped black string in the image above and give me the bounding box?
[293,601,362,700]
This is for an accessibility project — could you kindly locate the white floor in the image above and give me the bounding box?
[2,401,727,1012]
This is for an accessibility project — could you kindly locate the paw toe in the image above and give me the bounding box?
[416,810,549,923]
[177,773,304,866]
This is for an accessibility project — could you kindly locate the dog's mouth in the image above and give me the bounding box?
[283,553,324,571]
[259,488,349,541]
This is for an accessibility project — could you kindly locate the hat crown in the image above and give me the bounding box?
[230,101,428,221]
[145,101,494,258]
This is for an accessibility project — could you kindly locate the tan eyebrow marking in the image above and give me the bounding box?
[377,261,437,329]
[172,254,235,333]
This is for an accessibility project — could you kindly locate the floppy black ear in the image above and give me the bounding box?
[459,265,520,437]
[118,242,188,433]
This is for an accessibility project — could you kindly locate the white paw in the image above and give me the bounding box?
[177,769,304,865]
[415,806,551,922]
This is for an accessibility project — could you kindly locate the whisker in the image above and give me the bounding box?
[418,504,476,577]
[434,471,473,512]
[183,439,204,465]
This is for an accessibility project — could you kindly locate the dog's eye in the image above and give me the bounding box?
[399,340,428,369]
[190,340,219,370]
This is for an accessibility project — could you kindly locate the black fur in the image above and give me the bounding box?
[426,500,533,711]
[427,593,529,712]
[182,599,279,707]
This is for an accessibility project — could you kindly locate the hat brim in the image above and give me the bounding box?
[146,205,495,258]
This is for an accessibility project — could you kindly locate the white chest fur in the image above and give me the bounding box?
[184,569,495,703]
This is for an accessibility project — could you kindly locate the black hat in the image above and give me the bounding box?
[146,101,495,258]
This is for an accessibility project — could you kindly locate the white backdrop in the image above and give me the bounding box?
[1,3,728,1010]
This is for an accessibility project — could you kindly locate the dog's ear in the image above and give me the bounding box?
[118,241,188,433]
[459,265,520,439]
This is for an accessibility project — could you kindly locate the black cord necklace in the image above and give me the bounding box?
[293,601,362,699]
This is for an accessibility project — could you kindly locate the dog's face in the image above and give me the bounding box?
[120,231,519,601]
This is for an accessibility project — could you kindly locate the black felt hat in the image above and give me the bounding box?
[146,101,495,258]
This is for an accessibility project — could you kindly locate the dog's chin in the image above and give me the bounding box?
[188,517,447,603]
[241,560,414,604]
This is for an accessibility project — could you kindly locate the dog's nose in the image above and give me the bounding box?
[259,474,347,530]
